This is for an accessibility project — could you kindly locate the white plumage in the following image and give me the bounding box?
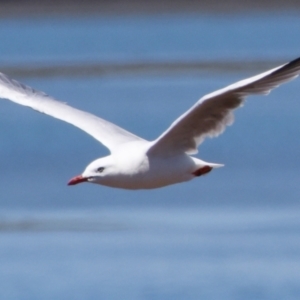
[1,58,300,189]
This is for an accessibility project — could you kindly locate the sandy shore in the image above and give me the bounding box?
[0,0,300,17]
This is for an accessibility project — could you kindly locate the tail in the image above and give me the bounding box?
[205,162,224,168]
[191,158,224,177]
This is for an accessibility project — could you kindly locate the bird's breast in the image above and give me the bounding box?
[108,154,194,189]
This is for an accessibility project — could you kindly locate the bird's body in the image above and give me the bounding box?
[1,57,300,190]
[75,140,220,189]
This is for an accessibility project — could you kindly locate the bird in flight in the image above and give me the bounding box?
[0,58,300,189]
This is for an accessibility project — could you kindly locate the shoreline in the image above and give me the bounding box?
[1,1,300,17]
[1,59,289,79]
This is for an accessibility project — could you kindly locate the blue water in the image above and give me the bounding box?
[0,12,300,300]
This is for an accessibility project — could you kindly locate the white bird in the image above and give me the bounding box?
[1,58,300,189]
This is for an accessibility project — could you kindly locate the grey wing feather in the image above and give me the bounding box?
[149,57,300,156]
[0,72,144,152]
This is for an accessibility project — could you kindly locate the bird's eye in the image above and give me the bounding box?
[97,167,105,173]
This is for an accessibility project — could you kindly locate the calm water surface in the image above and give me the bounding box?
[0,12,300,300]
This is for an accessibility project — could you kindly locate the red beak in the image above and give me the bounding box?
[68,175,88,186]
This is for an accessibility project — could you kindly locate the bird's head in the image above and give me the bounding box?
[68,156,114,186]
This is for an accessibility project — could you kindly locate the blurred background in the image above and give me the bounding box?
[0,1,300,299]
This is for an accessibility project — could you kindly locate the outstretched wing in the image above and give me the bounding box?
[0,72,144,152]
[149,57,300,156]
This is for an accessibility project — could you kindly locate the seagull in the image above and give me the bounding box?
[1,58,300,189]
